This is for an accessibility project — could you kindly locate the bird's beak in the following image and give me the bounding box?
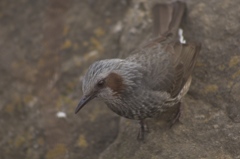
[75,93,96,114]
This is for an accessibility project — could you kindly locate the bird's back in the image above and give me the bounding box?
[127,38,200,98]
[127,41,175,93]
[126,1,201,97]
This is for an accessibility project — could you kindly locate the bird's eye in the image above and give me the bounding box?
[97,80,105,87]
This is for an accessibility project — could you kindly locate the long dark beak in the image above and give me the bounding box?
[75,94,96,114]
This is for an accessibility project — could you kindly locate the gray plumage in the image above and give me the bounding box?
[75,1,201,140]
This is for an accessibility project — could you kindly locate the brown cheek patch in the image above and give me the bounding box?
[105,72,125,96]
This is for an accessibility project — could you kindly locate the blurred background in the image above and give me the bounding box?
[0,0,131,158]
[1,0,240,159]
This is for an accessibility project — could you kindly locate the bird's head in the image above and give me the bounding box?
[75,59,143,114]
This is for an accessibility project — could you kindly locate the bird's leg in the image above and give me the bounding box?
[170,102,181,128]
[144,121,150,133]
[137,120,145,140]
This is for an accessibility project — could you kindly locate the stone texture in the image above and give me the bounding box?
[0,0,240,159]
[0,0,128,159]
[100,0,240,158]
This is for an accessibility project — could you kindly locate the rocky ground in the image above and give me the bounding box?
[0,0,240,159]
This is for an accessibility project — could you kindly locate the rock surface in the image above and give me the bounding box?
[0,0,240,159]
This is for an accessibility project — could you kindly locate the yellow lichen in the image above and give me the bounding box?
[4,104,14,114]
[77,135,88,148]
[46,143,67,159]
[37,58,46,68]
[5,94,22,114]
[88,106,101,122]
[23,94,34,103]
[218,64,225,71]
[37,137,44,146]
[232,70,240,79]
[227,81,233,89]
[14,135,25,147]
[90,37,104,52]
[195,61,205,67]
[55,96,64,108]
[94,27,105,37]
[61,39,72,50]
[204,84,218,93]
[229,56,240,68]
[66,81,76,91]
[63,96,74,105]
[73,56,82,67]
[55,95,75,109]
[63,26,69,36]
[27,65,38,78]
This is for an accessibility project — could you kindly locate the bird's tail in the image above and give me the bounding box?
[152,1,186,38]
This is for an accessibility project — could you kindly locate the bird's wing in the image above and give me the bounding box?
[127,40,201,97]
[127,39,175,93]
[127,1,200,97]
[169,42,201,97]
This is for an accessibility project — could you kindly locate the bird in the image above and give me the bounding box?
[75,1,201,140]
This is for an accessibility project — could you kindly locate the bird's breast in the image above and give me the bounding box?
[104,94,169,120]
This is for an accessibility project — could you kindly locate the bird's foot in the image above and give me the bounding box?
[170,102,181,128]
[137,120,149,141]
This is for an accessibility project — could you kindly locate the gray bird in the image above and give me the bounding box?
[75,1,201,140]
